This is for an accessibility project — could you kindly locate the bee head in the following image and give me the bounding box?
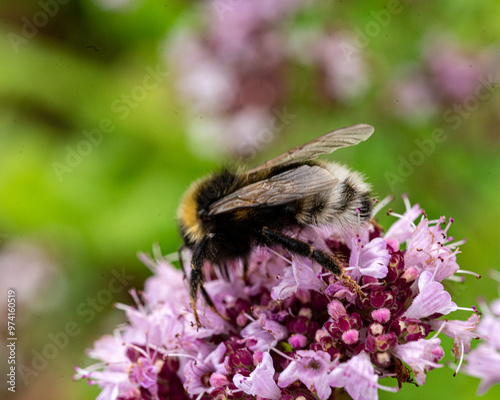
[177,176,211,245]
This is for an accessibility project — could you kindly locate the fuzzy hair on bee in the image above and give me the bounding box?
[177,124,374,327]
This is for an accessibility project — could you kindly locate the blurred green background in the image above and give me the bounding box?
[1,0,499,399]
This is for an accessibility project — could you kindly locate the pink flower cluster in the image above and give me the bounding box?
[75,197,481,400]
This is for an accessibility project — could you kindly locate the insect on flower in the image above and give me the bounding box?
[177,124,374,327]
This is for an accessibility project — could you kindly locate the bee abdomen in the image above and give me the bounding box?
[339,177,372,218]
[297,162,372,228]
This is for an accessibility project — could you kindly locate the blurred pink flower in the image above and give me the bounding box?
[465,344,500,395]
[314,32,370,102]
[425,36,485,102]
[166,2,372,158]
[0,240,64,322]
[390,35,500,121]
[463,294,500,394]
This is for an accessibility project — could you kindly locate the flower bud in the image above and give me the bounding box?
[342,329,359,345]
[328,300,346,320]
[289,334,308,349]
[371,308,391,324]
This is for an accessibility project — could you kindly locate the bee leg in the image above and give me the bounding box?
[305,250,363,296]
[260,226,362,293]
[221,262,230,281]
[189,267,204,329]
[305,246,343,276]
[179,246,205,327]
[260,226,341,273]
[189,237,211,328]
[199,285,230,322]
[189,239,229,328]
[179,245,200,325]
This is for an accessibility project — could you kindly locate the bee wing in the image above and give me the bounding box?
[246,124,374,175]
[208,165,337,215]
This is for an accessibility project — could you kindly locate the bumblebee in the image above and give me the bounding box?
[177,124,374,327]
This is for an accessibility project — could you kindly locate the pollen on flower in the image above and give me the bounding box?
[75,196,480,400]
[307,359,322,370]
